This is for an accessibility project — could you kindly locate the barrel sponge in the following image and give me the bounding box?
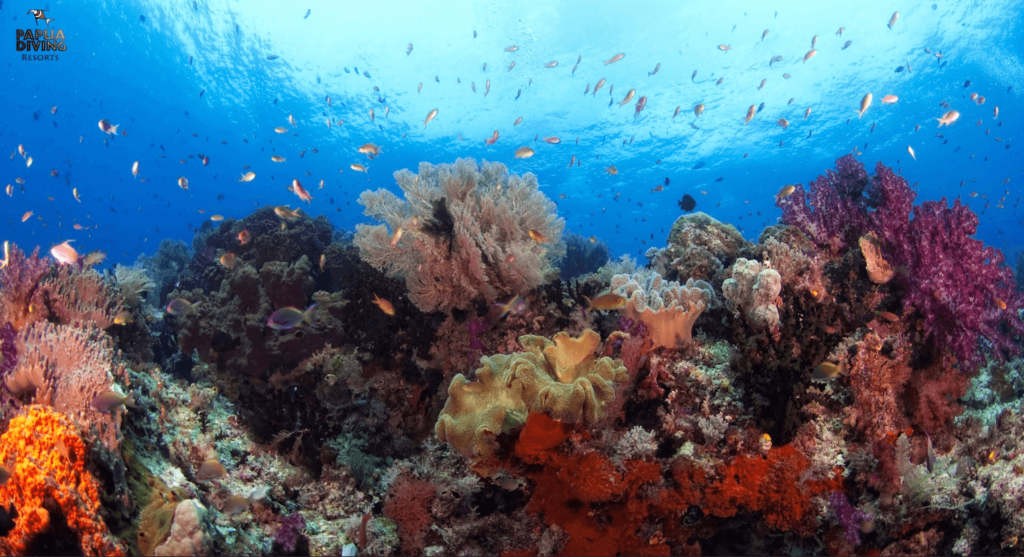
[435,330,627,473]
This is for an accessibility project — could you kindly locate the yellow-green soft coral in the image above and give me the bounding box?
[435,330,627,473]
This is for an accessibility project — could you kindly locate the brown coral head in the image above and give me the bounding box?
[542,329,601,381]
[859,233,895,284]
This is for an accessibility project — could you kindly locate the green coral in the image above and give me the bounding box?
[434,330,627,473]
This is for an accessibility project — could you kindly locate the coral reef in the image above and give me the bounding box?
[659,211,752,285]
[354,158,565,313]
[0,406,125,556]
[722,258,783,337]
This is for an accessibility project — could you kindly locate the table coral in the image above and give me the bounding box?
[0,406,125,556]
[610,272,715,349]
[435,329,627,473]
[354,158,565,313]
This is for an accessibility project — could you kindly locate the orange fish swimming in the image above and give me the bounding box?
[50,240,78,265]
[858,93,873,119]
[881,94,898,104]
[604,53,625,65]
[514,117,523,127]
[372,294,395,316]
[777,118,789,128]
[238,229,251,245]
[290,179,314,204]
[605,165,618,175]
[484,131,499,145]
[424,108,438,127]
[803,49,817,63]
[937,110,960,127]
[514,146,535,159]
[744,105,756,125]
[618,89,635,107]
[718,44,731,51]
[544,137,561,144]
[178,176,189,190]
[527,229,549,243]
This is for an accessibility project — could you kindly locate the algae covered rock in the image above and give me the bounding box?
[663,212,752,285]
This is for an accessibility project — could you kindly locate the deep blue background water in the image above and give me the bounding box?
[2,0,1022,270]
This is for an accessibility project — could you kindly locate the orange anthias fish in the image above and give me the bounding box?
[390,227,403,248]
[888,11,899,30]
[238,229,251,245]
[544,137,561,144]
[605,165,618,175]
[514,117,523,127]
[219,253,237,269]
[514,146,534,159]
[858,93,873,119]
[50,240,78,265]
[424,108,438,127]
[21,211,33,223]
[583,292,627,312]
[484,131,500,145]
[290,179,314,204]
[718,44,731,51]
[178,176,189,190]
[803,49,817,63]
[937,110,960,127]
[528,229,549,243]
[744,105,756,125]
[350,163,368,172]
[132,161,140,178]
[618,89,635,107]
[777,118,789,128]
[881,94,898,104]
[372,294,395,316]
[358,143,381,156]
[604,52,625,65]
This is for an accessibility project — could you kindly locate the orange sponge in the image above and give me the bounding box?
[0,406,125,556]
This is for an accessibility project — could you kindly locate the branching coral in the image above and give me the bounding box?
[354,158,565,313]
[610,272,715,349]
[722,258,783,336]
[0,406,125,556]
[434,329,627,473]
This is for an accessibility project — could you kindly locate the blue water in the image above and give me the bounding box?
[2,0,1022,267]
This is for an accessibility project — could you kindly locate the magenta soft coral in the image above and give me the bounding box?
[780,156,1024,372]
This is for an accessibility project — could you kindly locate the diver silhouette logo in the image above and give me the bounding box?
[27,9,54,27]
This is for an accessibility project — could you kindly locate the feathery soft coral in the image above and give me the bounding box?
[354,158,564,313]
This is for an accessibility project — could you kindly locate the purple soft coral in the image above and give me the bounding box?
[274,513,306,553]
[780,156,1024,371]
[828,491,872,546]
[777,154,871,253]
[0,322,16,380]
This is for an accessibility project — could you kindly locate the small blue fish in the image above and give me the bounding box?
[267,304,317,330]
[267,54,278,60]
[303,8,310,18]
[139,14,146,22]
[692,161,706,170]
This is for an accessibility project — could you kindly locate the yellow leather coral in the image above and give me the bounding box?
[435,330,627,473]
[0,406,125,556]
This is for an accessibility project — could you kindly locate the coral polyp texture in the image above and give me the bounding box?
[0,406,125,556]
[354,158,565,313]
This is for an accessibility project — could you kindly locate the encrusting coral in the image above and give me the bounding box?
[435,329,627,474]
[0,406,125,556]
[610,272,715,349]
[354,158,565,313]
